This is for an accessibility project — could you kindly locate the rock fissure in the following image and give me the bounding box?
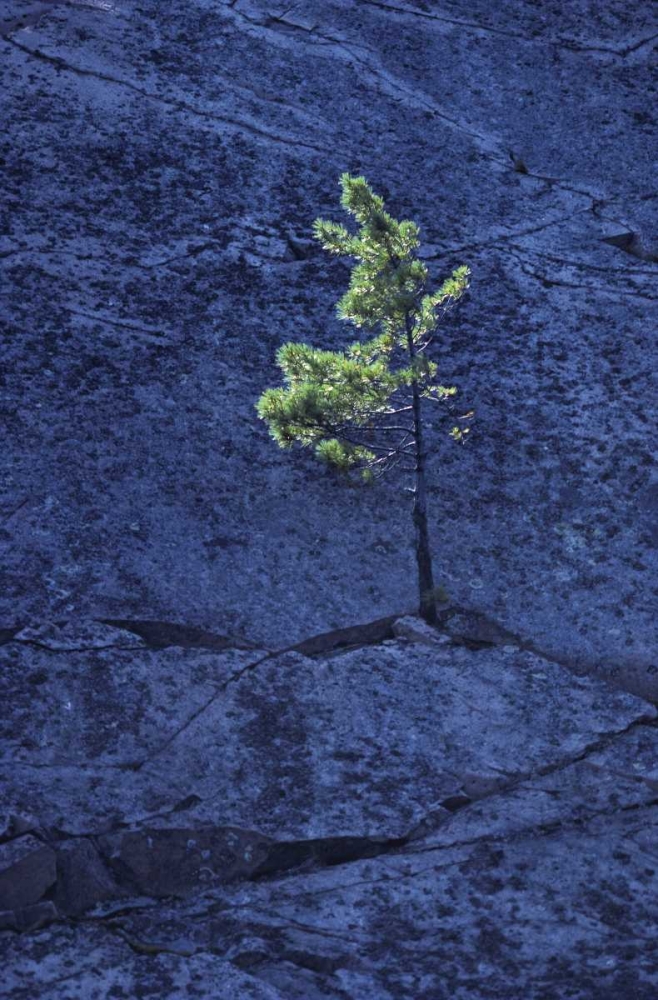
[7,707,657,928]
[128,614,401,770]
[425,206,595,257]
[227,4,371,53]
[106,923,205,958]
[514,259,658,299]
[356,0,658,58]
[1,239,306,272]
[0,499,30,524]
[226,2,515,167]
[601,231,658,263]
[0,823,415,931]
[410,714,658,836]
[533,716,658,781]
[11,639,148,654]
[560,30,658,58]
[61,308,169,341]
[245,852,484,910]
[63,789,658,931]
[127,650,274,772]
[506,243,658,277]
[411,796,658,862]
[2,36,334,155]
[0,1,70,37]
[220,4,648,218]
[8,757,150,773]
[98,619,258,652]
[355,0,528,39]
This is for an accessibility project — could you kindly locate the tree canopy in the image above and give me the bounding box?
[257,173,470,480]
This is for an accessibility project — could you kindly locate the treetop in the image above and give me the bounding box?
[257,174,471,476]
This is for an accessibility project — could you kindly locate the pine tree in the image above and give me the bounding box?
[257,174,471,624]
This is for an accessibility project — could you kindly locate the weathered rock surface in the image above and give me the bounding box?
[53,839,121,917]
[2,0,658,995]
[3,620,654,840]
[2,621,658,996]
[1,0,657,697]
[0,836,56,911]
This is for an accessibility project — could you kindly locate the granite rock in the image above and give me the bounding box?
[1,0,657,995]
[0,0,656,697]
[1,624,658,996]
[0,836,56,911]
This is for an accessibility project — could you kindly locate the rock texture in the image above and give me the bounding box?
[2,0,658,996]
[0,0,657,695]
[2,619,658,996]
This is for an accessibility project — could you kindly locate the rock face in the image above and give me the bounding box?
[2,0,658,996]
[0,836,56,911]
[2,619,658,996]
[0,0,657,696]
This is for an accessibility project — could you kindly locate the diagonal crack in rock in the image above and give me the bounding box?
[2,36,334,155]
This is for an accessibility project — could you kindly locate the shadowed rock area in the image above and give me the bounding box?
[1,0,657,996]
[2,618,658,996]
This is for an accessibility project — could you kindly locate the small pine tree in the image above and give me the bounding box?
[257,174,471,624]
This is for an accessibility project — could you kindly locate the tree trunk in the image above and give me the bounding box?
[405,313,437,625]
[413,460,437,625]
